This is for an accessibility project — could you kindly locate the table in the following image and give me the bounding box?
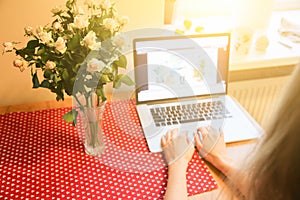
[1,99,222,199]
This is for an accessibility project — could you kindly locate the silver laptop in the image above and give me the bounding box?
[133,33,261,152]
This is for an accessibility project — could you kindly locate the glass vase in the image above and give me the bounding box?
[77,101,106,156]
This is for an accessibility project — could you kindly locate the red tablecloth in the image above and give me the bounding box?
[0,100,217,199]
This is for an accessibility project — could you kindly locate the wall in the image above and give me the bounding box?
[0,0,164,106]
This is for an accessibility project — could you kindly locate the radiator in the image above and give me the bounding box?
[228,76,290,129]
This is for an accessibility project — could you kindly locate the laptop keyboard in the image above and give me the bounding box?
[150,101,232,127]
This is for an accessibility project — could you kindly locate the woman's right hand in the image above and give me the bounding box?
[194,126,234,175]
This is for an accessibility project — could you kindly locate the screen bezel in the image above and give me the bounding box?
[133,33,231,105]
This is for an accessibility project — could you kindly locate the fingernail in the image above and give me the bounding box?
[197,130,203,143]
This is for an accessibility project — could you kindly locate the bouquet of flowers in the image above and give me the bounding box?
[2,0,134,125]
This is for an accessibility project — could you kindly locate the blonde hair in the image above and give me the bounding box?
[243,63,300,199]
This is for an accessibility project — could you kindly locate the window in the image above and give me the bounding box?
[274,0,300,10]
[165,0,300,24]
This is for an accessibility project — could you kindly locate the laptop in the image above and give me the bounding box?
[133,33,261,152]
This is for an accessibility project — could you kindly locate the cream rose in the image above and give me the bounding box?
[93,8,102,17]
[53,22,63,31]
[72,4,84,15]
[81,31,101,50]
[100,0,112,10]
[87,58,106,72]
[51,5,63,14]
[24,26,33,35]
[3,42,13,52]
[73,15,89,29]
[13,59,27,72]
[117,15,129,26]
[20,60,28,72]
[38,31,53,44]
[13,59,23,68]
[55,37,67,54]
[45,61,56,70]
[67,23,74,31]
[103,18,118,32]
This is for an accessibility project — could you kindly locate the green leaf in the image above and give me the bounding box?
[40,80,51,88]
[73,53,85,64]
[72,63,81,74]
[53,74,61,83]
[60,59,72,70]
[62,109,78,126]
[114,55,127,68]
[67,33,80,50]
[20,40,40,56]
[100,74,112,84]
[43,69,53,79]
[27,40,39,49]
[32,72,40,88]
[64,78,75,96]
[40,53,50,63]
[113,79,121,89]
[24,56,34,62]
[37,47,45,56]
[114,74,135,88]
[96,87,107,102]
[22,47,35,55]
[55,86,65,101]
[15,49,26,57]
[62,69,69,80]
[121,74,135,86]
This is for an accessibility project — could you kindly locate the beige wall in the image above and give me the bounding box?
[0,0,164,106]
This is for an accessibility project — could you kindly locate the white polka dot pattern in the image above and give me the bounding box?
[0,100,218,199]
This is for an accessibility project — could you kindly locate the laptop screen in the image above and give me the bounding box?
[133,33,230,104]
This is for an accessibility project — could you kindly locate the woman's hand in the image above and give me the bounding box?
[161,128,195,168]
[161,128,195,200]
[194,126,234,175]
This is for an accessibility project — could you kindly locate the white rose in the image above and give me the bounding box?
[53,22,63,31]
[38,31,53,44]
[13,59,23,68]
[67,23,74,31]
[3,42,13,48]
[14,59,28,72]
[93,8,102,17]
[103,18,118,32]
[24,26,33,35]
[51,6,63,14]
[72,4,84,15]
[55,37,67,54]
[81,31,101,50]
[100,0,112,10]
[73,15,89,29]
[118,16,129,26]
[3,42,13,52]
[45,61,56,70]
[87,58,106,72]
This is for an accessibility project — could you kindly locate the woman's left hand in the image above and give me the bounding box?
[161,128,195,168]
